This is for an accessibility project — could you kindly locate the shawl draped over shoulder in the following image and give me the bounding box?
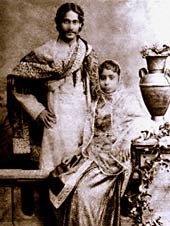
[80,85,155,195]
[7,37,100,163]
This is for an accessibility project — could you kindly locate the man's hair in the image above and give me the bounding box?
[55,2,84,32]
[99,60,121,77]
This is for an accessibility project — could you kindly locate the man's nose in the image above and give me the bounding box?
[68,22,74,30]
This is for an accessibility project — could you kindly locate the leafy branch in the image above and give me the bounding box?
[127,122,170,225]
[140,44,170,58]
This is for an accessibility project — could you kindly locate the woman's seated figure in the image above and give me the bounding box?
[48,60,154,226]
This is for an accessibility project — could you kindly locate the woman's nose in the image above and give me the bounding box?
[105,78,109,85]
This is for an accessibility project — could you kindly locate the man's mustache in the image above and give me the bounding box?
[65,30,77,34]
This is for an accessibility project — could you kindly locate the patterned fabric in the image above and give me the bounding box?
[82,85,154,174]
[11,37,100,100]
[13,38,83,79]
[7,36,99,168]
[49,163,124,226]
[49,84,154,226]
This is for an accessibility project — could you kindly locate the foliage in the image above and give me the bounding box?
[140,44,170,58]
[127,122,170,225]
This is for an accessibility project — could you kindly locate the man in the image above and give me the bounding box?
[8,2,99,171]
[7,2,99,217]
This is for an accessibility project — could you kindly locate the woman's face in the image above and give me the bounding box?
[100,68,119,94]
[60,10,81,42]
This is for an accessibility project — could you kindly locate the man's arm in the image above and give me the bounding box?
[13,91,45,120]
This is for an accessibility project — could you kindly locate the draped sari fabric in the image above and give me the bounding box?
[49,84,154,226]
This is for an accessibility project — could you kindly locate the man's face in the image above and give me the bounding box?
[60,10,82,42]
[100,69,119,94]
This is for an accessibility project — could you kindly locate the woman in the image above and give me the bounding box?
[49,60,154,226]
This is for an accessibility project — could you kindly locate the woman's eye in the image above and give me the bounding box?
[109,75,115,80]
[100,76,106,80]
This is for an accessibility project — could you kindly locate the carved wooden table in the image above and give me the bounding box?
[130,141,170,226]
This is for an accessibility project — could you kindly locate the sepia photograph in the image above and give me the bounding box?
[1,0,170,225]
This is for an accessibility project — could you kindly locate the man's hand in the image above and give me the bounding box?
[38,109,57,128]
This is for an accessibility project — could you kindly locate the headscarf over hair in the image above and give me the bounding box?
[99,60,121,80]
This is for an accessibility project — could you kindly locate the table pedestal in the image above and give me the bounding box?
[130,142,170,226]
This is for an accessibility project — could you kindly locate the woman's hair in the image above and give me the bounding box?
[55,2,84,32]
[99,60,121,77]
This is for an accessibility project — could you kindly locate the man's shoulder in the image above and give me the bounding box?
[20,39,57,62]
[86,44,93,56]
[34,39,56,53]
[79,37,93,56]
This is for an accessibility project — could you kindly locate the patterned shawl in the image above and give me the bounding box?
[7,36,100,160]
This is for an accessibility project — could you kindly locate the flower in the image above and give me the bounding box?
[132,122,170,147]
[140,44,170,58]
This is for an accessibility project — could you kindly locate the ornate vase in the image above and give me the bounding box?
[139,55,170,121]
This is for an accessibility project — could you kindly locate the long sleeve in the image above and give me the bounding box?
[13,91,45,120]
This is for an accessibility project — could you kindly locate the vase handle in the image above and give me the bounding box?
[139,67,148,79]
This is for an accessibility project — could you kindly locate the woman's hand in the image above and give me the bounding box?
[112,139,131,162]
[38,109,57,128]
[119,146,130,162]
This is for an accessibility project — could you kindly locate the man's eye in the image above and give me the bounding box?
[73,20,79,24]
[63,19,70,24]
